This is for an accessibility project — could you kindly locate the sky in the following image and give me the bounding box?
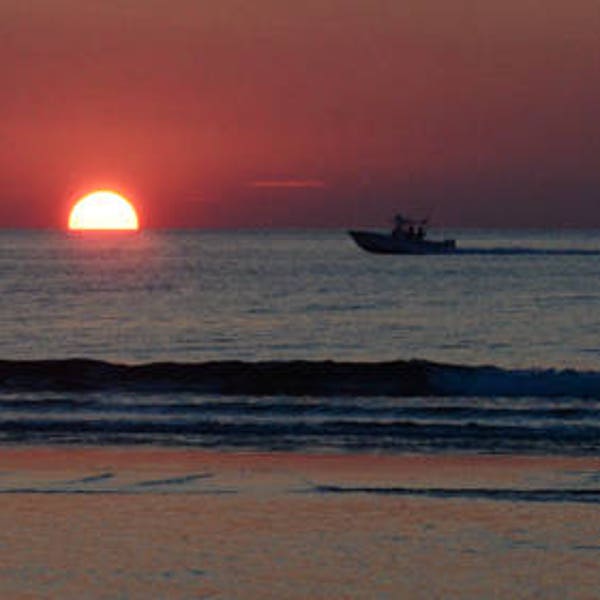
[1,0,600,228]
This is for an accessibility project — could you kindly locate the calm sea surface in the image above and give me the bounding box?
[1,228,600,453]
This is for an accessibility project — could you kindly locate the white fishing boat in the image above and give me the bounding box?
[349,214,456,254]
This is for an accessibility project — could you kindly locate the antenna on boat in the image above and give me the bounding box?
[425,203,436,224]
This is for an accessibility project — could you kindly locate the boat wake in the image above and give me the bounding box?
[1,358,600,399]
[455,247,600,256]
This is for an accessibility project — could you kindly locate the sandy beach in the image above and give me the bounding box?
[0,447,599,598]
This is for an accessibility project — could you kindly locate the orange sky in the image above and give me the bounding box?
[1,0,600,228]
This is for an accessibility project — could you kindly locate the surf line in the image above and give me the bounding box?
[1,358,599,399]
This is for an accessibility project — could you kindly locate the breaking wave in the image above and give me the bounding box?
[1,358,600,399]
[2,358,600,453]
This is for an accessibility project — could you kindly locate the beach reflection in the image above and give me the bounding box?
[0,450,598,598]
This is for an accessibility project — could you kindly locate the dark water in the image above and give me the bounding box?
[0,357,599,453]
[1,229,600,454]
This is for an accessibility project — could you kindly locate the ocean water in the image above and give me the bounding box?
[1,228,600,454]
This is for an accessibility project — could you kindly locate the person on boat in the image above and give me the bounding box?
[407,225,415,239]
[416,225,425,240]
[392,215,406,238]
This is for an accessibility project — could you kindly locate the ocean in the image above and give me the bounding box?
[1,228,600,455]
[2,228,600,599]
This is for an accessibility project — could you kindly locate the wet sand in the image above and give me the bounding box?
[0,448,599,598]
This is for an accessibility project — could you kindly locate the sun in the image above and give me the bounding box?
[68,190,139,231]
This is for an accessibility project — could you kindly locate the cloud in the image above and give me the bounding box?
[247,179,327,189]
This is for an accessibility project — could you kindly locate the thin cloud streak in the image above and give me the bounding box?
[248,180,328,189]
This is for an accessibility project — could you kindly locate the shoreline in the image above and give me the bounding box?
[1,447,600,597]
[0,445,598,495]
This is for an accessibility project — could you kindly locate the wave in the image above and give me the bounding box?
[0,419,597,454]
[1,358,600,399]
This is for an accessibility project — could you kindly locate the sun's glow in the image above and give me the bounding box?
[68,191,139,231]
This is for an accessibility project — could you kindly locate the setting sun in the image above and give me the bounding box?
[68,191,139,231]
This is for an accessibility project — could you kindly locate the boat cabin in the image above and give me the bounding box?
[391,214,428,241]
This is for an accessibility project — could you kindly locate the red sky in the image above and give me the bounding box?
[2,0,600,228]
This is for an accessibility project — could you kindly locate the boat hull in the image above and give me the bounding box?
[349,230,456,255]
